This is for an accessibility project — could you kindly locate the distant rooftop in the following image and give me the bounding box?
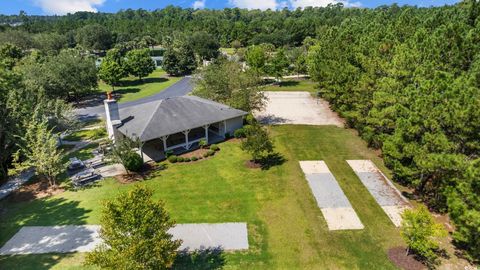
[117,96,247,142]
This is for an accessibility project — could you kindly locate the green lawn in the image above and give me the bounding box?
[0,126,404,269]
[263,79,317,94]
[63,128,106,142]
[98,69,181,103]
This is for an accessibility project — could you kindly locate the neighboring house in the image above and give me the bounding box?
[104,94,247,161]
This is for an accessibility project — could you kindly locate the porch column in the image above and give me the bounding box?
[223,121,227,138]
[139,144,144,162]
[203,124,210,144]
[161,135,169,152]
[183,130,190,149]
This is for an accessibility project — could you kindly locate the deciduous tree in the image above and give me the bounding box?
[85,186,182,269]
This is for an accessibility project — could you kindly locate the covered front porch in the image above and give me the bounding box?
[139,122,226,162]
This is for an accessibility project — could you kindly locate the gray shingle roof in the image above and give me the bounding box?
[116,96,247,142]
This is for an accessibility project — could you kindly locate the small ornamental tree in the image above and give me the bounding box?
[125,48,156,80]
[16,117,63,187]
[401,206,447,266]
[240,123,274,163]
[85,186,182,269]
[108,137,144,173]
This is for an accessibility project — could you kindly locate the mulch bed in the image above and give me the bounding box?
[388,247,426,270]
[245,160,262,169]
[8,178,65,203]
[114,162,161,184]
[180,148,209,159]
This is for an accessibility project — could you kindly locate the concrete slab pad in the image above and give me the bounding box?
[0,223,249,255]
[299,161,363,230]
[321,207,365,230]
[255,91,344,126]
[304,174,353,208]
[382,206,409,227]
[171,223,249,251]
[0,225,101,255]
[96,164,126,178]
[347,160,410,227]
[299,161,331,174]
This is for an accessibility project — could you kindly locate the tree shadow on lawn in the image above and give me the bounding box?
[279,81,300,87]
[173,247,225,270]
[119,77,168,87]
[0,253,80,270]
[0,197,91,246]
[259,152,286,170]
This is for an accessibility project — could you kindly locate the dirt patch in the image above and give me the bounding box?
[245,160,261,169]
[180,148,209,159]
[8,178,64,203]
[388,247,426,270]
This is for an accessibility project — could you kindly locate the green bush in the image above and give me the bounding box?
[207,150,215,156]
[168,155,178,163]
[123,152,143,172]
[245,113,257,124]
[203,152,209,158]
[165,150,174,158]
[210,144,219,151]
[234,128,246,138]
[198,139,207,148]
[191,156,198,161]
[177,157,185,162]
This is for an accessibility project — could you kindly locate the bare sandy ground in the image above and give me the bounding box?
[347,160,410,227]
[0,223,249,255]
[299,161,364,231]
[255,92,344,126]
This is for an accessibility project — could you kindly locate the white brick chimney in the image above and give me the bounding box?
[104,92,121,142]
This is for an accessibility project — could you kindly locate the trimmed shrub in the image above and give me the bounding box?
[191,156,198,161]
[165,150,174,157]
[207,150,215,156]
[177,157,185,162]
[168,155,178,163]
[210,144,220,151]
[234,128,246,138]
[203,152,209,158]
[199,139,207,148]
[123,152,143,172]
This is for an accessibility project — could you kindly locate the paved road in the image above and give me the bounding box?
[75,76,193,118]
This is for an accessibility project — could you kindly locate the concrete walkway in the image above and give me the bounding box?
[299,161,364,230]
[0,223,249,255]
[0,169,35,200]
[347,160,410,227]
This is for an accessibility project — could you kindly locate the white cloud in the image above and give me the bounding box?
[290,0,361,8]
[229,0,279,10]
[34,0,106,15]
[193,0,206,9]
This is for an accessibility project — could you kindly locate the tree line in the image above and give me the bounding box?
[307,0,480,261]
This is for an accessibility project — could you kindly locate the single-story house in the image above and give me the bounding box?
[104,94,248,161]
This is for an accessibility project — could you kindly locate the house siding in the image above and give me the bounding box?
[225,116,244,136]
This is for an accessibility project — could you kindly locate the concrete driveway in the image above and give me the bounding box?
[255,91,344,127]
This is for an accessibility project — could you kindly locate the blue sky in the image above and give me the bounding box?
[0,0,459,15]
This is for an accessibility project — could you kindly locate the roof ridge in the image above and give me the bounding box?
[139,99,163,139]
